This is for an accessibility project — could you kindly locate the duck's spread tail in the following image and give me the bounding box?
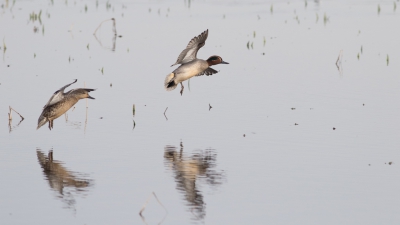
[164,73,178,91]
[37,116,48,130]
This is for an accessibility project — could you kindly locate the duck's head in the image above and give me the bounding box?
[75,89,96,100]
[206,55,229,66]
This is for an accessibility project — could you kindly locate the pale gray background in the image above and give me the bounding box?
[1,0,399,224]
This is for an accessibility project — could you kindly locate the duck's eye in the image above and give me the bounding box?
[209,57,218,61]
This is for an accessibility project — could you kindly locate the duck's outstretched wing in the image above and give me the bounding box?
[171,29,208,66]
[196,68,218,76]
[43,79,77,109]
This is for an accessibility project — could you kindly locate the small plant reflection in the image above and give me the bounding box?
[164,142,225,221]
[8,106,24,133]
[93,18,118,51]
[139,192,168,225]
[36,149,93,212]
[8,118,23,133]
[336,50,343,76]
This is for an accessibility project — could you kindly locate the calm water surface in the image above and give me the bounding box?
[1,0,400,224]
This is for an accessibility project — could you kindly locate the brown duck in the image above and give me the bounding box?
[37,79,95,130]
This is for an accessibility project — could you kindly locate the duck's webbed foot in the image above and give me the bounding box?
[180,82,184,96]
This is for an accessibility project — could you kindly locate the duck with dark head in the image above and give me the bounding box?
[206,55,229,66]
[164,29,229,96]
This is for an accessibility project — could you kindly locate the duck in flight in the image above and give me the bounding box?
[37,79,96,130]
[164,29,229,95]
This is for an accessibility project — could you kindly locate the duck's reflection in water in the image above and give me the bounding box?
[164,142,225,221]
[36,149,93,212]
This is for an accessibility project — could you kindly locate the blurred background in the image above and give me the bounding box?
[1,0,399,224]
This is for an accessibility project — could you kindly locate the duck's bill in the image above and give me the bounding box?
[88,96,95,99]
[220,61,229,64]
